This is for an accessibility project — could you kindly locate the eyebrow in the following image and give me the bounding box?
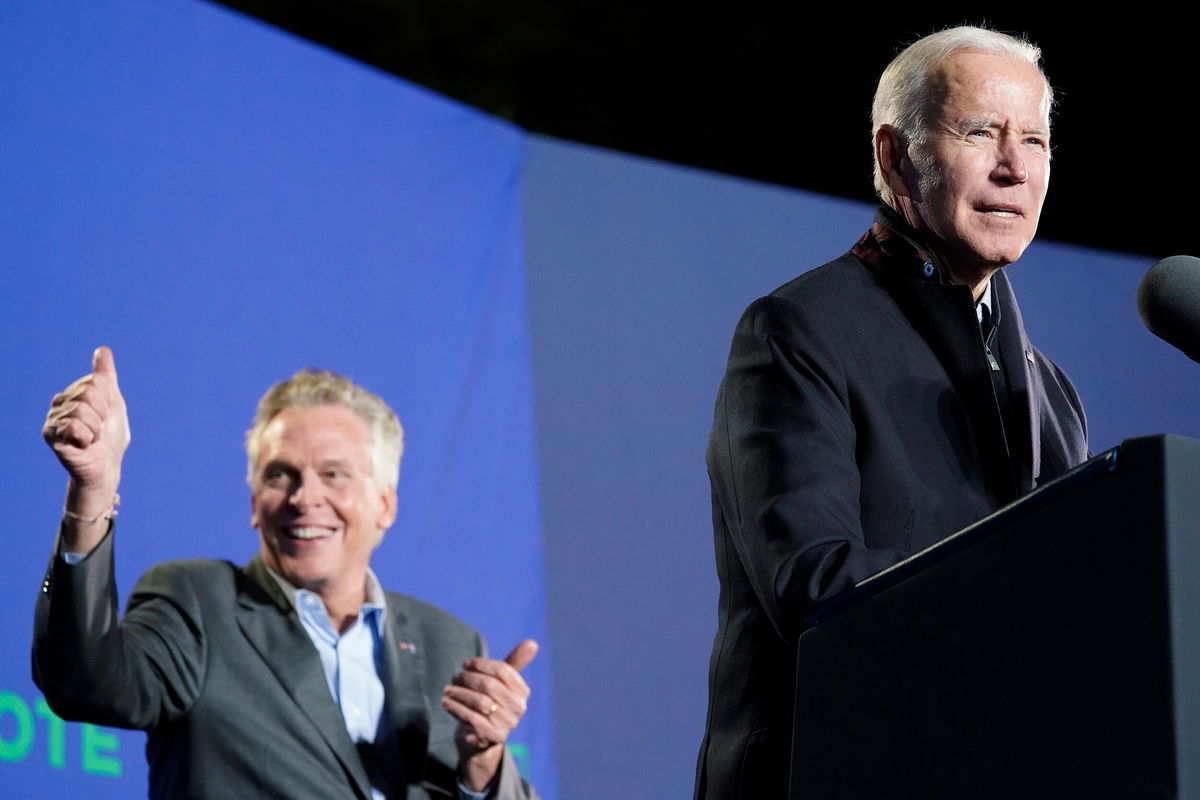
[955,117,995,133]
[257,460,296,482]
[258,458,356,474]
[955,117,1049,136]
[316,458,357,473]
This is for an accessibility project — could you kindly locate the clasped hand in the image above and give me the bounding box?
[442,639,538,790]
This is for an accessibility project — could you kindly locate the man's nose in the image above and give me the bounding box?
[288,475,324,508]
[992,138,1029,185]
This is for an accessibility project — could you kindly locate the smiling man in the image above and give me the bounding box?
[693,26,1089,800]
[35,351,539,800]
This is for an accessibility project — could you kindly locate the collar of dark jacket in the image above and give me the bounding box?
[852,204,965,285]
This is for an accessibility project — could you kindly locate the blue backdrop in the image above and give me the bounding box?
[2,1,553,796]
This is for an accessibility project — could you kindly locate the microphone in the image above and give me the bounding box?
[1137,255,1200,363]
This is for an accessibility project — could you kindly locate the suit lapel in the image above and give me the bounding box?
[992,270,1039,494]
[236,557,374,800]
[895,274,1019,504]
[868,207,1019,504]
[380,594,432,792]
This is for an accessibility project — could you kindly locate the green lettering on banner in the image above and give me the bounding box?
[81,724,122,777]
[34,698,66,769]
[507,741,530,777]
[0,692,34,763]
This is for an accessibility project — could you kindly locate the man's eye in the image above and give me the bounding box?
[968,130,989,138]
[263,470,288,486]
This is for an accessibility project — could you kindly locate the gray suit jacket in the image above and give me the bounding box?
[33,526,537,800]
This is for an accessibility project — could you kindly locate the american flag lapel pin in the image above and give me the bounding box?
[398,641,417,653]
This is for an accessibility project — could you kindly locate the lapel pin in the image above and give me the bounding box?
[398,641,417,653]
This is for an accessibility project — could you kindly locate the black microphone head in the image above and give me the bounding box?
[1137,255,1200,363]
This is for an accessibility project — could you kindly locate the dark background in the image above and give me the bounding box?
[211,2,1195,260]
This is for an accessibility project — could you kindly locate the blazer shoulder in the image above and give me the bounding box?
[734,250,891,347]
[135,558,241,592]
[130,558,250,615]
[767,250,878,305]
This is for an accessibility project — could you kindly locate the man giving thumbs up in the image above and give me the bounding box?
[35,350,540,800]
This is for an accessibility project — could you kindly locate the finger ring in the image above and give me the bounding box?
[486,703,499,716]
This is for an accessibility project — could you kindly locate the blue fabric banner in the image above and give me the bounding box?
[1,2,555,796]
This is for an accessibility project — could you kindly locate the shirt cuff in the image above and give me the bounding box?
[458,782,491,800]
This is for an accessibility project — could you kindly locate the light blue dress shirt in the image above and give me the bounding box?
[267,567,490,800]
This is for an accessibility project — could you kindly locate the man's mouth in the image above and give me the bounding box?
[284,526,337,540]
[977,205,1022,218]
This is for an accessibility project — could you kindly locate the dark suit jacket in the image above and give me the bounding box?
[693,212,1089,800]
[33,527,537,800]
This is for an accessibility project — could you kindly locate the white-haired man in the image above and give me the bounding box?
[694,26,1088,799]
[35,348,539,800]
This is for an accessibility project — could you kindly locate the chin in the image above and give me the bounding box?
[282,567,330,590]
[995,246,1032,267]
[967,238,1032,270]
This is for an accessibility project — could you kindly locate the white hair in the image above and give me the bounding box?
[245,368,404,490]
[871,25,1052,198]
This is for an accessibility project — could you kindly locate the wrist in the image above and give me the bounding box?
[63,502,118,524]
[65,478,120,519]
[459,744,503,793]
[61,482,120,555]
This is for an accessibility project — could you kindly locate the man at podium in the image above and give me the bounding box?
[693,25,1089,800]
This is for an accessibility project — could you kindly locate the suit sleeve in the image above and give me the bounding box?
[709,296,910,642]
[1035,348,1091,467]
[485,747,539,800]
[32,523,206,730]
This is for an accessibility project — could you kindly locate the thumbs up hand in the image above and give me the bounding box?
[43,347,131,547]
[443,639,540,791]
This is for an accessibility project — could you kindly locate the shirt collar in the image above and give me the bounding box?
[976,279,994,323]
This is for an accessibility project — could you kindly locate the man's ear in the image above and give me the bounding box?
[250,493,259,529]
[875,124,914,200]
[375,485,398,531]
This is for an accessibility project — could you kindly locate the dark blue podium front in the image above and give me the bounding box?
[792,435,1200,799]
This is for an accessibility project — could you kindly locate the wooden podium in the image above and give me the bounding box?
[792,435,1200,799]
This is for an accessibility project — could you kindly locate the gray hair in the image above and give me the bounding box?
[245,368,404,490]
[871,25,1052,198]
